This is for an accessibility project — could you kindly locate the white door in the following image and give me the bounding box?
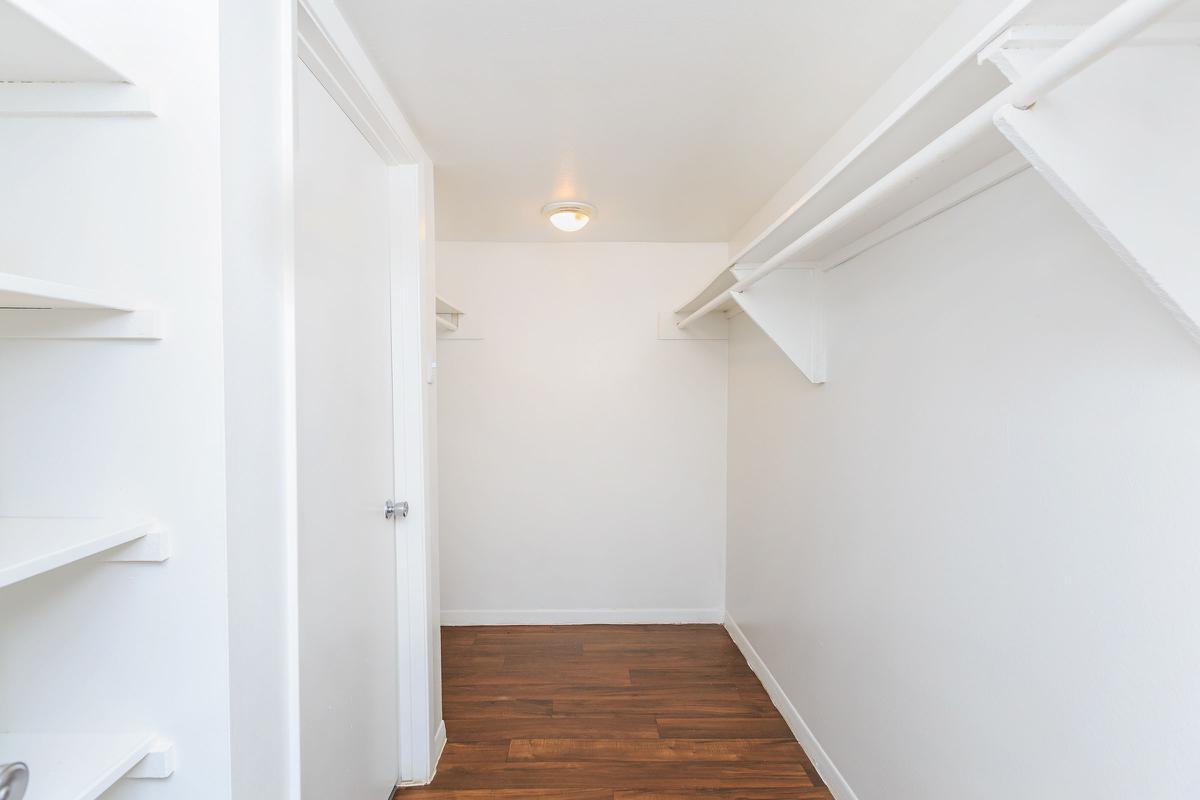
[294,62,400,799]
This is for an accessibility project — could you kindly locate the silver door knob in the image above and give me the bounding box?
[385,500,409,520]
[0,762,29,800]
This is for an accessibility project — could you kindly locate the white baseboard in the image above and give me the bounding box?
[441,608,725,626]
[431,719,447,774]
[725,613,858,800]
[399,719,446,789]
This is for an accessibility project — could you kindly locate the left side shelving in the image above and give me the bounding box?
[1,2,175,795]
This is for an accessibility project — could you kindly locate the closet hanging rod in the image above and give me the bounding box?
[677,0,1184,330]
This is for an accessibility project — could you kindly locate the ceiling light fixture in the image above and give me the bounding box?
[542,201,595,232]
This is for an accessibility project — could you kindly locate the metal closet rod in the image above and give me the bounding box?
[677,0,1185,330]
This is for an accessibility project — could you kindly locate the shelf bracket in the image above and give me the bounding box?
[731,267,826,384]
[989,30,1200,344]
[103,527,170,563]
[125,739,176,780]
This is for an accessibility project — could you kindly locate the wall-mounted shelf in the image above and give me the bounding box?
[670,0,1196,380]
[0,733,174,799]
[672,0,1040,317]
[675,0,1200,317]
[0,0,154,116]
[0,272,162,339]
[0,518,169,589]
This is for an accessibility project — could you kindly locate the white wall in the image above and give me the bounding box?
[726,169,1200,799]
[436,242,728,623]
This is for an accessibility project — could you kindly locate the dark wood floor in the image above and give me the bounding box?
[394,624,833,799]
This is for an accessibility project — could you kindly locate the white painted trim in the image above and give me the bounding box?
[725,613,859,800]
[390,164,439,784]
[431,721,447,780]
[296,0,428,167]
[442,608,726,626]
[296,0,439,786]
[397,719,446,789]
[433,720,447,764]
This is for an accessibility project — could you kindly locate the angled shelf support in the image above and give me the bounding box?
[0,733,175,800]
[0,272,162,340]
[988,21,1200,343]
[731,268,826,384]
[436,294,482,340]
[0,0,155,117]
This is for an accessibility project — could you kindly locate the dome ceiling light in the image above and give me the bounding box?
[542,201,596,232]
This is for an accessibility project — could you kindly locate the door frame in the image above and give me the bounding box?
[297,0,443,785]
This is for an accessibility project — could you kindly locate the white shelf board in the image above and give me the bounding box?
[671,0,1025,315]
[0,0,131,83]
[0,272,143,312]
[0,732,157,800]
[675,0,1185,314]
[0,518,161,589]
[729,10,1019,270]
[673,268,739,317]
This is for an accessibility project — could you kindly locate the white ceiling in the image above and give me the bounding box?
[338,0,964,242]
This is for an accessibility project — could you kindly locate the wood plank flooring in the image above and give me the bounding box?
[394,624,833,800]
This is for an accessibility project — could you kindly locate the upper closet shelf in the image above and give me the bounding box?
[673,0,1022,316]
[0,517,170,589]
[674,0,1198,321]
[674,0,1198,317]
[0,0,154,116]
[0,272,162,339]
[0,733,175,800]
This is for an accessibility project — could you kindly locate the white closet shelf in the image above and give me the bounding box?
[0,0,154,116]
[673,2,1020,315]
[672,0,1192,382]
[0,272,162,339]
[0,518,169,589]
[0,733,174,799]
[0,271,141,311]
[673,0,1168,315]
